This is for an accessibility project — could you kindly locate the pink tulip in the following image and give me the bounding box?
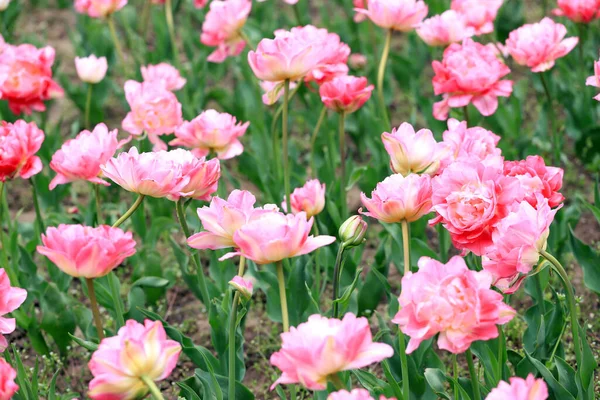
[353,0,367,22]
[75,0,127,17]
[585,59,600,100]
[295,26,350,85]
[392,256,516,354]
[229,275,253,299]
[88,319,181,400]
[75,55,108,84]
[417,10,474,47]
[483,196,559,293]
[228,211,335,264]
[328,389,394,400]
[503,156,564,208]
[170,109,249,160]
[283,179,326,217]
[37,224,136,279]
[355,0,428,31]
[553,0,600,23]
[0,120,44,182]
[0,269,27,352]
[319,75,374,114]
[505,18,578,73]
[432,39,513,121]
[381,122,443,176]
[141,63,186,91]
[0,42,63,115]
[360,173,432,223]
[49,123,129,190]
[201,0,252,63]
[121,80,183,151]
[187,190,276,251]
[430,157,522,255]
[270,313,394,390]
[451,0,503,35]
[349,53,367,69]
[486,374,548,400]
[439,118,501,171]
[194,0,208,7]
[0,358,18,400]
[161,149,221,201]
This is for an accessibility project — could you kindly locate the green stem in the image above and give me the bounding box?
[398,331,410,400]
[463,105,469,127]
[176,199,211,307]
[328,373,346,391]
[539,72,560,165]
[282,79,292,214]
[331,244,346,318]
[93,184,102,226]
[0,182,17,286]
[377,28,393,129]
[86,278,105,341]
[140,375,165,400]
[533,272,546,315]
[312,222,321,305]
[338,111,347,218]
[310,106,327,177]
[140,0,151,37]
[84,84,93,129]
[107,14,126,71]
[540,250,582,365]
[453,354,459,400]
[548,316,568,364]
[465,348,481,400]
[401,220,411,275]
[292,3,302,25]
[496,327,504,384]
[108,272,125,329]
[112,194,145,228]
[228,291,241,400]
[238,30,255,52]
[165,0,181,68]
[30,178,45,236]
[276,261,290,332]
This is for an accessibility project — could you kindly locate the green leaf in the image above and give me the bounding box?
[131,276,170,288]
[68,333,98,352]
[569,227,600,294]
[524,351,576,400]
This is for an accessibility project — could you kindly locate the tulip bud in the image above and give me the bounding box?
[229,276,253,300]
[339,215,367,248]
[0,0,10,11]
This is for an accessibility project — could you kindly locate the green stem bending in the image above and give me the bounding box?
[465,348,481,400]
[85,84,93,129]
[93,184,102,226]
[539,72,560,165]
[30,178,45,236]
[140,376,165,400]
[85,278,105,341]
[310,106,327,177]
[540,250,582,365]
[165,0,181,68]
[176,199,211,307]
[107,14,126,70]
[228,291,241,400]
[398,331,410,400]
[401,220,411,275]
[282,79,292,214]
[276,261,290,332]
[377,29,393,129]
[338,111,347,218]
[331,245,346,318]
[112,195,145,229]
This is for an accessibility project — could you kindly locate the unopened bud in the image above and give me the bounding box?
[229,276,253,300]
[0,0,10,11]
[339,215,367,248]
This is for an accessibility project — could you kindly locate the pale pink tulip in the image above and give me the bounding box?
[360,174,432,223]
[381,122,443,176]
[161,149,221,201]
[187,190,275,250]
[553,0,600,23]
[294,26,350,85]
[101,147,190,199]
[0,269,27,352]
[451,0,503,35]
[270,313,394,390]
[0,0,10,11]
[201,0,252,63]
[229,275,253,299]
[121,80,183,151]
[170,109,249,160]
[417,10,474,47]
[504,156,564,208]
[0,120,44,182]
[75,0,127,17]
[141,63,186,91]
[505,18,578,73]
[49,123,129,190]
[439,118,501,170]
[328,389,394,400]
[483,196,559,293]
[228,211,335,264]
[392,256,515,354]
[37,224,136,279]
[75,55,108,84]
[430,157,522,255]
[585,59,600,100]
[355,0,428,31]
[0,359,18,400]
[0,42,63,115]
[88,319,181,400]
[486,374,548,400]
[319,75,374,113]
[432,39,512,120]
[283,179,326,218]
